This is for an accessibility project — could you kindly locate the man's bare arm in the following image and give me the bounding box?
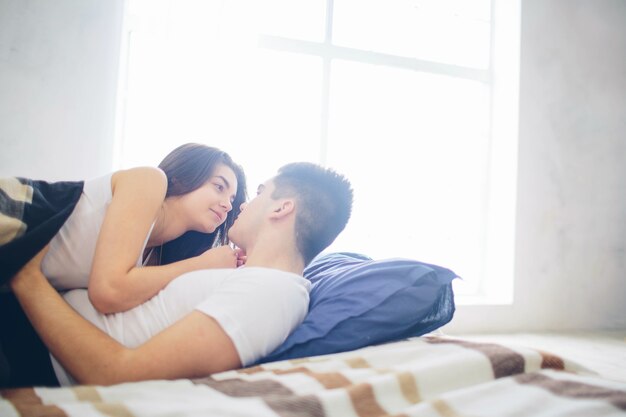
[11,249,241,385]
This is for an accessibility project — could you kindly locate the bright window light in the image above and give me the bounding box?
[114,0,520,304]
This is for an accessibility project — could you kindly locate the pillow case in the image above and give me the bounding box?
[258,252,458,363]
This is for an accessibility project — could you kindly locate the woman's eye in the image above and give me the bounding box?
[214,183,224,192]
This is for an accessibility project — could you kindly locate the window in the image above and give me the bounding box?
[114,0,520,304]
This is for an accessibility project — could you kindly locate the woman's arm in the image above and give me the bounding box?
[11,249,241,385]
[87,167,236,314]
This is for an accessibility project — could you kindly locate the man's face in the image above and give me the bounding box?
[228,178,277,248]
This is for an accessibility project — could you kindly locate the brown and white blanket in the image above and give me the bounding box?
[0,177,83,285]
[2,336,625,416]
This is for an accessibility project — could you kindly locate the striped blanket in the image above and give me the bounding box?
[0,177,83,285]
[2,336,625,416]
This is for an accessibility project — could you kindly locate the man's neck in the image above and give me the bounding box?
[242,235,305,276]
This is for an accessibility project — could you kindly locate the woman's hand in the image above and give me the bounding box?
[196,245,239,269]
[235,247,247,267]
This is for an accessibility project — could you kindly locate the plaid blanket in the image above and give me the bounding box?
[0,177,83,285]
[2,336,625,416]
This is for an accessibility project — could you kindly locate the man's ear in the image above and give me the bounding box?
[270,199,295,219]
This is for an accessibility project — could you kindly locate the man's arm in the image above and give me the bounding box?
[11,249,241,385]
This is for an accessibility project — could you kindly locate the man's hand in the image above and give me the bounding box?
[10,245,49,293]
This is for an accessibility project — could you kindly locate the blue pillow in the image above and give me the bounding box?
[258,252,458,363]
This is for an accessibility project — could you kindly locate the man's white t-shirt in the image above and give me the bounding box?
[51,267,310,386]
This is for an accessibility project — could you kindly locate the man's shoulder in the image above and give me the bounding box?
[233,266,301,278]
[172,267,309,293]
[228,267,310,291]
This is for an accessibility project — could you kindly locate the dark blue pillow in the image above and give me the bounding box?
[258,252,457,363]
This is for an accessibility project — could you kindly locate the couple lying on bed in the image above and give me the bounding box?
[0,159,353,388]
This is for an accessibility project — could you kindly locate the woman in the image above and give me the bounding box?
[1,143,247,314]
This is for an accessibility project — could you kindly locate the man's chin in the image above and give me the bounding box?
[227,227,238,244]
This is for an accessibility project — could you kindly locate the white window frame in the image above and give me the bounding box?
[113,0,521,306]
[256,0,520,305]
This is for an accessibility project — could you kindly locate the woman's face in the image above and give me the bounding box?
[178,164,239,233]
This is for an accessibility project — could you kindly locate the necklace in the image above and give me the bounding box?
[154,204,165,266]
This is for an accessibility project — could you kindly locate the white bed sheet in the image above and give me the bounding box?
[451,330,626,382]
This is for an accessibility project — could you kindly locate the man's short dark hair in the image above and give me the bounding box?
[272,162,353,266]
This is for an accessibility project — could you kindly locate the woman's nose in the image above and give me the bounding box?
[221,198,233,212]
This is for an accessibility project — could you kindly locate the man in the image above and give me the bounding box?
[5,162,353,386]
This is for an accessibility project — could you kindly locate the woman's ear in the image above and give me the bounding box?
[271,199,295,219]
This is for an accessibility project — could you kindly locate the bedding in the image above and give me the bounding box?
[262,252,457,362]
[2,334,625,417]
[0,177,83,285]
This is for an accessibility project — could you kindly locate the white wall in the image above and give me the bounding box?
[445,0,626,333]
[0,1,624,332]
[0,0,124,180]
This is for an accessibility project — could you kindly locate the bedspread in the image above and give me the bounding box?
[2,336,625,416]
[0,177,83,285]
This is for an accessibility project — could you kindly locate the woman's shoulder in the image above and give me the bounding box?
[112,166,166,182]
[111,167,167,193]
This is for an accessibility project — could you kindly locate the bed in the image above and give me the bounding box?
[2,332,625,416]
[2,253,625,416]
